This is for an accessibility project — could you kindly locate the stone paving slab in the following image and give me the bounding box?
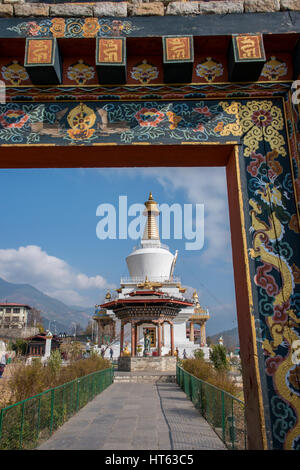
[37,383,227,451]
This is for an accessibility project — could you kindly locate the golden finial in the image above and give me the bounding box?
[105,291,111,300]
[144,192,159,211]
[193,290,200,307]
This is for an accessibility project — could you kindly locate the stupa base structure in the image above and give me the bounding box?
[118,356,177,372]
[99,339,209,361]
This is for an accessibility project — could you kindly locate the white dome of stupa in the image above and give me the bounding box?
[126,192,177,281]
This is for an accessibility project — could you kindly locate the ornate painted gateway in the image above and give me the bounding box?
[0,4,300,450]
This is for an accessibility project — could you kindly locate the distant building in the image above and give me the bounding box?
[26,332,61,357]
[0,302,31,330]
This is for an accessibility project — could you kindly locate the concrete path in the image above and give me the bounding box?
[37,382,227,450]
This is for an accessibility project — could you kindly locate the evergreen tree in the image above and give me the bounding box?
[209,344,229,371]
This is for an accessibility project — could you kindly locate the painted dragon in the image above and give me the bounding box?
[249,182,300,449]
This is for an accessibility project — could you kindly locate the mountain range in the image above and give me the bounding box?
[0,277,93,333]
[209,327,239,350]
[0,277,240,345]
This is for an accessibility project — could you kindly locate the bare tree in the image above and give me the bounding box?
[27,308,44,332]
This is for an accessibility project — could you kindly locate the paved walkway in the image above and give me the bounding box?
[38,382,227,450]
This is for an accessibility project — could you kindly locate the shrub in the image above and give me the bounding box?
[182,357,238,396]
[11,339,28,356]
[209,344,229,371]
[7,353,111,404]
[48,350,62,372]
[8,358,47,403]
[193,349,205,360]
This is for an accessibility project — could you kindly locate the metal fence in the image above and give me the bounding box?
[176,365,247,450]
[0,367,114,450]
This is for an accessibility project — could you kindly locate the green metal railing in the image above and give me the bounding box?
[176,365,247,450]
[0,367,114,450]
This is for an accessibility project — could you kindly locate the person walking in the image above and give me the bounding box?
[183,349,187,359]
[109,347,113,360]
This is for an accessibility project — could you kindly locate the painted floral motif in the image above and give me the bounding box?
[220,100,286,157]
[134,107,164,128]
[1,61,29,85]
[194,105,213,117]
[50,18,65,38]
[26,21,41,37]
[8,20,43,37]
[251,109,273,127]
[8,19,141,38]
[0,99,242,144]
[67,60,95,85]
[100,19,137,37]
[195,57,224,82]
[82,18,100,38]
[261,57,288,81]
[130,60,159,84]
[0,99,236,145]
[0,109,29,128]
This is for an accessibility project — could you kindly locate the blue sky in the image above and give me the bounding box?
[0,167,237,335]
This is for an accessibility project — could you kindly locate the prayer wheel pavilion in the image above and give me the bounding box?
[188,291,210,347]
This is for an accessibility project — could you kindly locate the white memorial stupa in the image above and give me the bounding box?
[94,192,210,360]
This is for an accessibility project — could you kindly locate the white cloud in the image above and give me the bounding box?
[143,167,231,263]
[0,245,112,306]
[96,167,232,264]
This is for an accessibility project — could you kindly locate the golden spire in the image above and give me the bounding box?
[142,192,160,241]
[193,290,200,308]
